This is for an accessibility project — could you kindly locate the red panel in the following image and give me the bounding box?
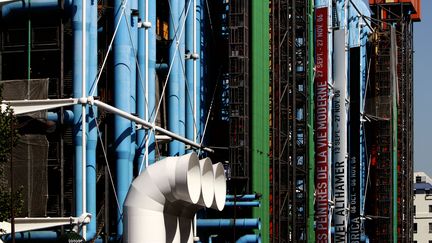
[314,7,329,243]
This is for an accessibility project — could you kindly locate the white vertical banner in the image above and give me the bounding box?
[333,29,348,243]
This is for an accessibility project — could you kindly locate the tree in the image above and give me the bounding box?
[0,85,22,222]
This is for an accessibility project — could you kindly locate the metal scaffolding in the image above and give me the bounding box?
[368,2,415,242]
[228,0,250,188]
[368,29,394,243]
[396,17,414,243]
[270,0,309,242]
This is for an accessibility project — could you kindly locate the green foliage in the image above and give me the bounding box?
[0,85,22,222]
[0,187,24,222]
[0,106,18,163]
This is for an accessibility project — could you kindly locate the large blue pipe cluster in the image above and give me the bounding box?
[1,0,208,241]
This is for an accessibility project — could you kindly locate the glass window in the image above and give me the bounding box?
[414,223,417,233]
[429,222,432,233]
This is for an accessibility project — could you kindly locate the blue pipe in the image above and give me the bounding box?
[196,219,261,230]
[72,0,84,225]
[47,110,75,124]
[361,235,370,243]
[137,0,145,171]
[3,233,121,242]
[178,0,186,155]
[225,201,260,207]
[86,0,98,240]
[113,0,132,237]
[156,63,169,72]
[226,194,259,201]
[195,0,201,143]
[185,0,194,148]
[1,0,73,17]
[129,0,138,182]
[137,0,156,169]
[147,0,156,165]
[208,235,218,243]
[236,234,261,243]
[168,0,185,156]
[199,0,205,144]
[2,231,61,242]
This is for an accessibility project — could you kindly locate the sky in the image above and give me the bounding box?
[413,0,432,175]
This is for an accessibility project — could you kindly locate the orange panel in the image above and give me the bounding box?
[369,0,421,21]
[411,0,421,21]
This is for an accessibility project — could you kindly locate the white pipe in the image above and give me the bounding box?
[124,153,201,242]
[174,157,218,243]
[1,98,78,115]
[0,213,91,235]
[91,99,214,153]
[81,0,87,239]
[198,158,214,207]
[123,153,226,243]
[211,162,226,211]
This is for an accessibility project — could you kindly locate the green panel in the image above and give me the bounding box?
[251,1,270,243]
[391,28,398,243]
[307,1,315,242]
[392,60,398,243]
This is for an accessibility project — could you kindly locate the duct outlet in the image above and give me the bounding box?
[123,152,226,243]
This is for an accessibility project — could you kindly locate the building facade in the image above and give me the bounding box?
[414,172,432,243]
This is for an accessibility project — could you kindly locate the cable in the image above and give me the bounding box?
[151,0,190,130]
[137,0,192,173]
[348,0,374,31]
[199,67,222,152]
[93,106,122,215]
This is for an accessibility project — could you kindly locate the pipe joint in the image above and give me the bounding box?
[78,97,88,104]
[191,53,199,60]
[138,21,152,29]
[185,53,199,60]
[86,96,95,105]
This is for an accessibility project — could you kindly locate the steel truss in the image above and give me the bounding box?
[270,0,309,242]
[367,29,394,243]
[228,0,250,187]
[368,3,415,242]
[396,17,414,243]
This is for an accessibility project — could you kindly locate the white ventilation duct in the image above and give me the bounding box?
[212,162,227,211]
[123,152,226,243]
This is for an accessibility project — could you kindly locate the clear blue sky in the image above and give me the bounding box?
[414,0,432,175]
